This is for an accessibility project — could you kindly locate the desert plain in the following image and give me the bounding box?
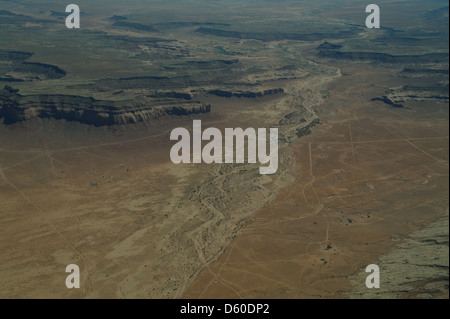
[0,0,448,299]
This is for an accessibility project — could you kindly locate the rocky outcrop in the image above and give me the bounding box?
[372,84,449,108]
[317,42,342,51]
[109,15,128,21]
[148,91,192,100]
[163,59,240,72]
[196,27,358,42]
[398,68,449,78]
[12,62,66,79]
[155,21,231,28]
[319,50,448,64]
[401,68,449,75]
[349,213,449,299]
[0,49,33,62]
[184,59,239,69]
[208,88,284,98]
[0,86,211,126]
[112,21,158,32]
[0,50,67,81]
[165,104,211,116]
[75,76,186,91]
[317,42,449,63]
[0,77,24,83]
[295,118,320,137]
[371,96,404,108]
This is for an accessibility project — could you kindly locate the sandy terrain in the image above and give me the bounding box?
[183,64,449,299]
[0,0,448,299]
[0,79,309,298]
[1,62,447,299]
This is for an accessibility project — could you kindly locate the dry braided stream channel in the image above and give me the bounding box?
[0,0,448,299]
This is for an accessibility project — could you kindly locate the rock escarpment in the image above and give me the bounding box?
[0,49,66,82]
[371,84,449,108]
[0,86,210,126]
[195,27,358,42]
[208,88,284,98]
[317,42,449,64]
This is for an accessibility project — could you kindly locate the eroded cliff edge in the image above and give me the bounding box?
[0,85,211,126]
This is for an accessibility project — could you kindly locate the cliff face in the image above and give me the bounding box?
[371,83,449,108]
[0,86,211,126]
[195,27,358,42]
[208,88,284,98]
[13,62,66,80]
[0,49,67,81]
[317,42,449,64]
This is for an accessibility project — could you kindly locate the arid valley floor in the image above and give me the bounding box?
[0,0,448,299]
